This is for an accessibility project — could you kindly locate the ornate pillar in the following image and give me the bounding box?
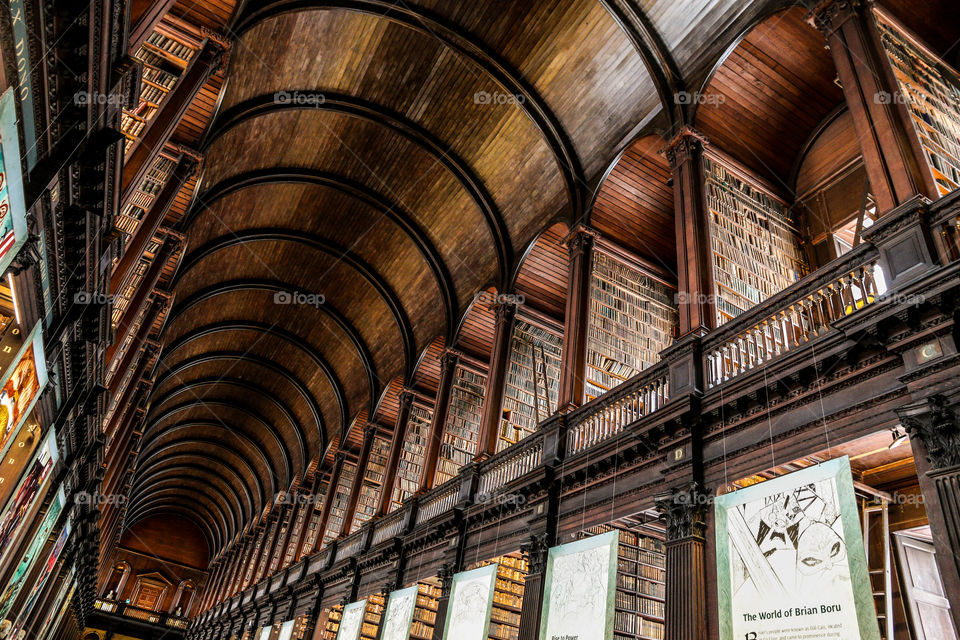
[344,425,377,535]
[378,390,415,515]
[431,563,455,640]
[808,0,938,214]
[477,301,518,459]
[663,128,715,336]
[558,227,596,410]
[422,351,460,490]
[517,534,549,640]
[655,484,709,640]
[898,394,960,634]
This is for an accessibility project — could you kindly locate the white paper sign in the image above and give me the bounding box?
[380,586,419,640]
[336,600,366,640]
[442,564,497,640]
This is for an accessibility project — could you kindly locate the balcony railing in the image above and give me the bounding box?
[371,506,407,546]
[477,431,544,497]
[566,363,670,456]
[703,243,881,389]
[94,598,188,628]
[414,478,460,525]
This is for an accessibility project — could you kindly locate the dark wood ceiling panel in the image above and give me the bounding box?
[412,336,445,397]
[221,10,565,249]
[514,223,569,321]
[695,7,844,188]
[877,0,960,60]
[456,291,497,362]
[373,378,404,429]
[795,109,861,197]
[170,0,236,32]
[590,135,675,269]
[201,110,490,312]
[186,184,446,346]
[161,291,369,426]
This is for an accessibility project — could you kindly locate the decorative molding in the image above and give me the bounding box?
[654,483,708,541]
[660,126,709,169]
[899,394,960,470]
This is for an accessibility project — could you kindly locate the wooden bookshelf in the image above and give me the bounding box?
[322,462,357,547]
[875,10,960,196]
[703,154,807,325]
[351,436,389,530]
[585,252,677,400]
[468,553,528,640]
[579,525,665,640]
[500,319,562,451]
[122,28,196,154]
[410,578,442,640]
[114,152,178,244]
[393,403,432,507]
[435,366,486,485]
[320,605,342,640]
[361,594,384,640]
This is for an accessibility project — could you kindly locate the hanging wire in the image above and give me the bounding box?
[720,377,729,492]
[811,343,833,458]
[762,365,776,470]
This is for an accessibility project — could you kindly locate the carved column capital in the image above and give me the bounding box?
[660,126,709,170]
[562,224,598,259]
[654,482,709,541]
[492,299,518,326]
[438,563,455,596]
[805,0,865,36]
[899,394,960,470]
[440,349,460,375]
[398,389,415,410]
[520,533,549,574]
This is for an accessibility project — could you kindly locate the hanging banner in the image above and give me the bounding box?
[336,600,367,640]
[0,427,58,567]
[35,567,74,640]
[277,620,295,640]
[0,322,48,463]
[715,457,881,640]
[0,87,29,271]
[10,519,71,638]
[380,585,419,640]
[0,484,64,617]
[539,529,619,640]
[442,564,497,640]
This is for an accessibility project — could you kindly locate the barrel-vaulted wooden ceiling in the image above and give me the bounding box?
[124,0,949,556]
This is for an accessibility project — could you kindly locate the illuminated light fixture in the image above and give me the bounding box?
[889,426,908,449]
[6,272,19,326]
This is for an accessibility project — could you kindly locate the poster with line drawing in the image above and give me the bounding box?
[715,457,880,640]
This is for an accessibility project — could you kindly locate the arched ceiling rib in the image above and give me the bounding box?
[131,0,777,556]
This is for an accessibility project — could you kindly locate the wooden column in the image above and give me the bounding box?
[808,0,938,214]
[344,425,377,535]
[558,227,596,411]
[655,484,709,640]
[121,38,224,198]
[898,395,960,635]
[431,563,455,640]
[422,351,460,490]
[377,390,415,515]
[112,152,197,295]
[517,534,549,640]
[254,514,282,583]
[314,453,347,549]
[663,128,715,336]
[476,301,517,460]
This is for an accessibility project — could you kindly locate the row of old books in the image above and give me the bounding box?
[394,404,433,506]
[876,11,960,195]
[703,155,806,325]
[585,253,677,400]
[500,320,562,450]
[435,367,485,484]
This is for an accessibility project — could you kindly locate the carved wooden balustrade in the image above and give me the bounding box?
[371,505,408,546]
[414,478,460,525]
[476,432,544,497]
[565,363,670,456]
[704,243,882,389]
